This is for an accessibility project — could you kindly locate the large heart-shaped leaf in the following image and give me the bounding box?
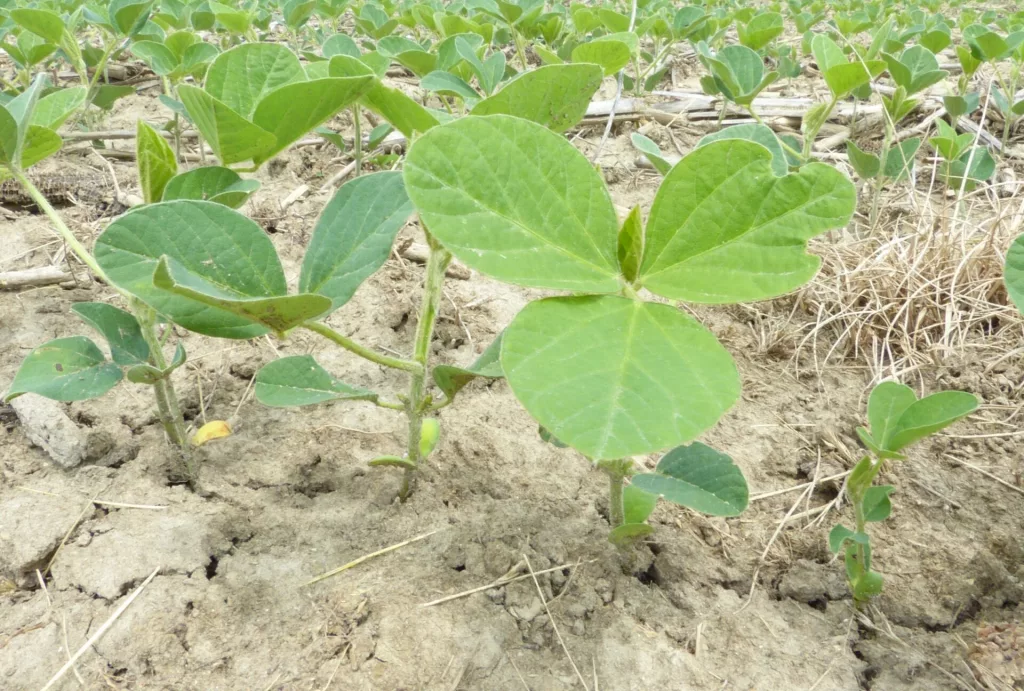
[254,355,378,406]
[638,139,855,303]
[162,166,260,208]
[95,200,287,339]
[152,257,331,333]
[501,296,739,460]
[300,171,414,312]
[178,85,276,165]
[404,115,621,293]
[432,331,504,400]
[5,337,122,402]
[70,302,150,366]
[471,64,604,133]
[630,442,748,516]
[250,76,373,165]
[203,43,306,119]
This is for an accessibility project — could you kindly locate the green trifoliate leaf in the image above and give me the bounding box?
[152,257,330,334]
[571,38,631,76]
[109,0,154,36]
[404,115,621,293]
[136,120,177,203]
[697,124,789,177]
[300,171,414,313]
[70,302,149,366]
[95,200,287,339]
[250,76,373,166]
[432,331,504,401]
[883,46,948,95]
[5,337,122,402]
[862,485,894,522]
[638,139,856,303]
[31,87,88,130]
[10,8,65,43]
[471,64,604,133]
[420,71,480,105]
[941,147,995,190]
[738,11,784,51]
[699,43,775,104]
[501,296,740,460]
[162,166,260,208]
[132,40,179,76]
[254,355,378,407]
[631,442,748,517]
[812,34,885,97]
[630,133,675,176]
[329,56,438,137]
[204,43,306,119]
[846,140,881,179]
[882,138,921,181]
[178,85,276,165]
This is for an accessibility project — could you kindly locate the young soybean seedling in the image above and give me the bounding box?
[830,382,977,603]
[404,114,857,538]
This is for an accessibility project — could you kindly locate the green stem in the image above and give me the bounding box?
[135,303,197,486]
[512,28,529,71]
[86,37,120,95]
[10,167,112,284]
[353,104,362,177]
[802,94,839,161]
[303,321,423,374]
[399,237,451,501]
[869,122,893,231]
[597,459,633,528]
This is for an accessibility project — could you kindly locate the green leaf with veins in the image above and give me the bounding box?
[404,115,621,293]
[250,76,373,165]
[571,38,631,76]
[500,296,739,460]
[137,120,177,203]
[162,166,260,208]
[631,442,748,516]
[471,64,603,133]
[152,257,331,333]
[862,485,894,522]
[638,139,856,303]
[95,200,288,339]
[867,381,918,450]
[204,43,306,119]
[5,337,122,402]
[254,355,378,406]
[31,87,87,130]
[300,171,414,312]
[71,302,149,366]
[697,124,789,177]
[177,85,276,165]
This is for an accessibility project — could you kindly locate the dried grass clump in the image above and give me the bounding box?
[793,186,1024,380]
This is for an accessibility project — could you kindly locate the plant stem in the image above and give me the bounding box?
[86,37,120,96]
[353,104,362,177]
[303,321,423,374]
[399,238,451,500]
[135,303,197,486]
[597,459,633,528]
[869,122,893,231]
[9,166,112,284]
